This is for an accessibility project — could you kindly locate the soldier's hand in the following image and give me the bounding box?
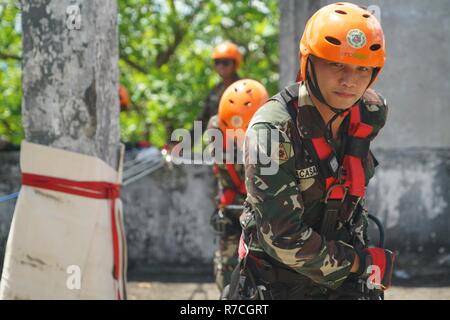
[357,248,395,290]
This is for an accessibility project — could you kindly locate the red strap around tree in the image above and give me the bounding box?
[21,172,123,300]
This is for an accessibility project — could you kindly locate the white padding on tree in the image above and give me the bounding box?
[0,141,126,299]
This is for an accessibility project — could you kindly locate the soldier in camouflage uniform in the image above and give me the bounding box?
[196,42,242,135]
[208,79,268,293]
[231,3,395,300]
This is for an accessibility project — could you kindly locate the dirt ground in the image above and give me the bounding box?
[126,281,450,300]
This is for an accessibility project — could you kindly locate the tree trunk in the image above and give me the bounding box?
[0,0,124,300]
[21,0,119,168]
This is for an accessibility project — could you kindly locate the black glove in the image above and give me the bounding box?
[357,247,395,290]
[210,209,241,235]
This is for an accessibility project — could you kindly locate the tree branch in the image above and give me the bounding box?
[119,51,147,74]
[0,118,14,136]
[0,52,21,61]
[219,24,250,59]
[155,0,205,68]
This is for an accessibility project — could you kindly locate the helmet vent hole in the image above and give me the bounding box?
[229,99,235,104]
[363,14,371,18]
[336,3,344,5]
[335,10,347,15]
[370,44,381,51]
[245,101,252,107]
[246,89,252,94]
[325,36,341,46]
[359,5,368,10]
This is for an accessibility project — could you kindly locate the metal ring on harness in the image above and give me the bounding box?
[324,183,348,204]
[211,208,233,235]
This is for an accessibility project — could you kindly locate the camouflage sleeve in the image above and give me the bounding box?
[244,122,356,290]
[199,86,221,131]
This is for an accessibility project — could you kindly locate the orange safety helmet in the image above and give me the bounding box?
[212,42,242,69]
[218,79,268,136]
[297,2,385,85]
[119,85,130,111]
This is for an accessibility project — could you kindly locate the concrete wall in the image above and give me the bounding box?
[366,148,450,249]
[0,151,20,273]
[121,162,217,274]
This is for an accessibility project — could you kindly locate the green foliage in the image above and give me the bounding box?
[118,0,280,147]
[0,0,279,147]
[0,1,22,145]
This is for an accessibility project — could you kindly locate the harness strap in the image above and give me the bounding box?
[218,135,246,205]
[270,83,375,240]
[225,164,246,195]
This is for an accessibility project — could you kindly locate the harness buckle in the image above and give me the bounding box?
[336,165,346,184]
[210,208,233,235]
[324,184,349,204]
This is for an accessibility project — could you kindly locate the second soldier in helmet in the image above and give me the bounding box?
[207,79,268,294]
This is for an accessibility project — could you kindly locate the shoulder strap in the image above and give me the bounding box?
[269,83,300,107]
[225,164,246,195]
[269,83,304,171]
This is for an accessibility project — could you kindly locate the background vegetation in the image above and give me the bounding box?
[0,0,279,147]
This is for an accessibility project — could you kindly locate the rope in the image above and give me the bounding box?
[0,192,19,203]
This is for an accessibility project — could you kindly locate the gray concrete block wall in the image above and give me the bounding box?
[0,152,20,272]
[122,163,217,274]
[366,148,450,250]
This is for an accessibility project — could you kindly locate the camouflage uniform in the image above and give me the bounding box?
[207,115,246,292]
[240,81,388,299]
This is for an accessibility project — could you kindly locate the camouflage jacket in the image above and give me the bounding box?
[242,81,388,290]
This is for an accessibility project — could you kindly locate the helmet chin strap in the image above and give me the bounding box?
[306,58,361,140]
